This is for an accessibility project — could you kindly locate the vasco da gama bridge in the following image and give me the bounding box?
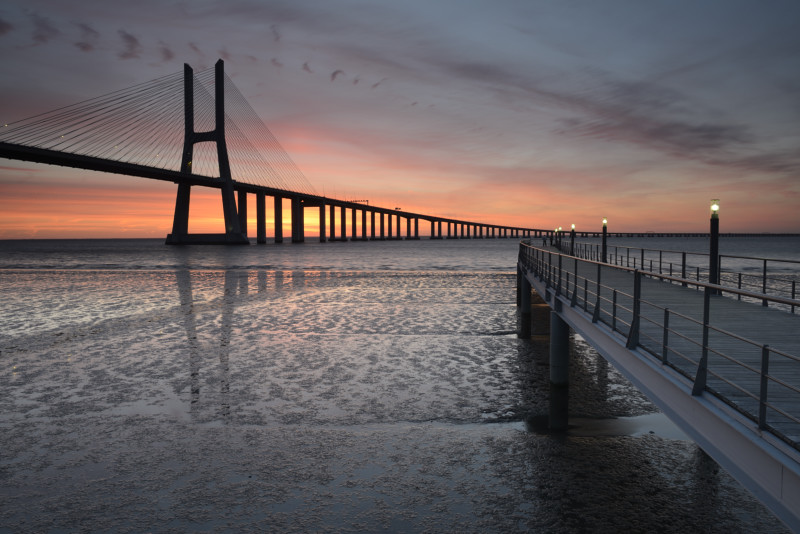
[0,59,543,245]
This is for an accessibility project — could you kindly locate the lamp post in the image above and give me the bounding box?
[602,217,608,263]
[558,226,562,250]
[709,199,720,292]
[570,223,576,256]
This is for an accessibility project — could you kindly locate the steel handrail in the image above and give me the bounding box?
[519,241,800,450]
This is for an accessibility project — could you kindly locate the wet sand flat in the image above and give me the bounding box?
[0,269,788,532]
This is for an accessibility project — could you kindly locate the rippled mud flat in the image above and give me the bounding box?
[0,269,788,532]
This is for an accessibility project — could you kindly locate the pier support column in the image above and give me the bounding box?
[256,193,266,244]
[519,271,531,339]
[362,210,368,240]
[414,218,419,239]
[388,213,393,239]
[237,190,248,237]
[370,211,376,240]
[549,311,570,430]
[319,202,326,243]
[396,214,401,239]
[379,213,385,239]
[329,204,336,241]
[340,205,347,242]
[352,208,357,240]
[291,197,304,243]
[274,196,283,244]
[406,217,411,240]
[169,183,191,239]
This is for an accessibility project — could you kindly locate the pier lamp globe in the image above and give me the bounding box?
[602,218,607,227]
[569,224,576,255]
[710,199,720,219]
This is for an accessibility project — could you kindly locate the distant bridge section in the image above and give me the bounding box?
[0,59,541,244]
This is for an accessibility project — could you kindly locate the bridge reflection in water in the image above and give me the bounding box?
[517,241,800,530]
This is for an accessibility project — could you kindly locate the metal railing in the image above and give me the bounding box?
[565,241,799,314]
[519,241,800,450]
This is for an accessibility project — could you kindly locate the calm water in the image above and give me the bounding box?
[0,237,793,532]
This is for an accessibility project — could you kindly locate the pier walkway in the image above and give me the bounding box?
[517,242,800,531]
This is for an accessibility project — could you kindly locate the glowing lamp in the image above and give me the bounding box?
[710,199,720,219]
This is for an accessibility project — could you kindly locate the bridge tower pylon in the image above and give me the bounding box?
[165,59,249,245]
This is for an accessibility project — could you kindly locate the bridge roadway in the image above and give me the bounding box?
[517,242,800,531]
[0,141,537,243]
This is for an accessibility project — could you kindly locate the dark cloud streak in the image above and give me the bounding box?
[73,22,99,52]
[0,17,13,36]
[158,41,174,62]
[31,13,59,45]
[117,30,142,59]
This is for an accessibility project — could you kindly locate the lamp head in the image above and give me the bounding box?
[710,199,720,219]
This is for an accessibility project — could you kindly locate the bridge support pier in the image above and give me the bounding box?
[169,183,191,237]
[549,310,570,431]
[519,271,531,339]
[362,210,368,240]
[319,202,326,243]
[274,196,283,243]
[291,197,304,243]
[340,205,347,241]
[257,193,266,244]
[329,204,336,241]
[238,190,248,237]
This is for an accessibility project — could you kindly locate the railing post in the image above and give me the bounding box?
[762,259,768,307]
[738,273,742,300]
[692,286,712,395]
[556,253,563,297]
[612,289,617,332]
[592,263,602,323]
[626,270,641,349]
[583,279,588,312]
[661,308,670,363]
[681,252,687,287]
[759,344,770,430]
[570,258,579,307]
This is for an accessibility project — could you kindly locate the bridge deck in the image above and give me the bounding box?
[539,247,800,445]
[520,244,800,530]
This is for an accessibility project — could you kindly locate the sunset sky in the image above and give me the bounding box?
[1,0,799,238]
